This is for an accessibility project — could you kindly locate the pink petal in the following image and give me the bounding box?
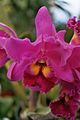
[0,30,10,48]
[7,62,25,81]
[74,69,80,80]
[0,23,17,37]
[37,75,56,93]
[56,30,66,41]
[0,49,8,67]
[23,72,55,93]
[50,98,77,120]
[0,37,7,49]
[23,73,40,91]
[5,37,33,62]
[0,29,10,38]
[35,6,56,38]
[44,37,72,66]
[54,65,74,82]
[68,46,80,68]
[7,57,34,81]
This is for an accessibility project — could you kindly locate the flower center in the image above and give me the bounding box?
[31,60,51,77]
[65,95,69,103]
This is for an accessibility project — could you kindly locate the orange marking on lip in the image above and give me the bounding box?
[31,62,40,75]
[42,66,51,77]
[31,60,51,77]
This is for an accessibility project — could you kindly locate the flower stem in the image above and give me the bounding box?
[29,90,39,112]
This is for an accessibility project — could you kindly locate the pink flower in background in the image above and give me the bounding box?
[55,44,80,82]
[49,17,80,119]
[50,81,80,120]
[5,6,72,93]
[67,17,80,45]
[67,16,77,29]
[0,23,17,67]
[75,21,80,36]
[61,17,80,81]
[52,17,80,83]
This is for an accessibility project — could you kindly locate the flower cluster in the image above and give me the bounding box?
[0,6,80,120]
[67,17,80,45]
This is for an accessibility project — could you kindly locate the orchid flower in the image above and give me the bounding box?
[50,17,80,119]
[5,6,72,93]
[0,23,17,67]
[67,17,80,45]
[50,81,80,120]
[53,17,80,83]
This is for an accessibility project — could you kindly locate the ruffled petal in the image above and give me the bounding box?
[0,49,8,67]
[23,72,55,93]
[7,61,26,81]
[50,98,77,120]
[0,29,10,37]
[44,37,72,66]
[68,46,80,68]
[35,6,56,38]
[54,65,74,82]
[0,23,17,37]
[0,37,8,49]
[5,37,34,62]
[37,75,56,93]
[23,73,40,91]
[7,55,35,80]
[56,30,66,41]
[0,29,10,48]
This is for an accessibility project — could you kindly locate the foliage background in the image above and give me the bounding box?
[0,0,79,120]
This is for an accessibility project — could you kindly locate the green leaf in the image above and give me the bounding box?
[36,107,50,115]
[64,28,74,43]
[47,84,60,100]
[0,97,13,118]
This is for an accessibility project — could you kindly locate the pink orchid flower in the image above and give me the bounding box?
[53,17,80,83]
[50,81,80,120]
[67,17,80,45]
[5,6,72,93]
[0,23,17,67]
[50,18,80,119]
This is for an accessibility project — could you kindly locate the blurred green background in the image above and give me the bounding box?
[0,0,80,120]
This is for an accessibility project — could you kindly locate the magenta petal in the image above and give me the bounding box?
[74,69,80,80]
[50,98,77,120]
[0,29,10,38]
[35,6,56,38]
[0,29,10,48]
[0,37,7,49]
[23,73,40,91]
[0,49,8,67]
[68,46,80,68]
[55,65,74,82]
[7,62,26,81]
[56,30,66,41]
[5,37,32,62]
[0,22,17,37]
[37,75,55,93]
[23,72,54,93]
[45,37,72,66]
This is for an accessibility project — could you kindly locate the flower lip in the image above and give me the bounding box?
[50,93,78,120]
[30,59,51,78]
